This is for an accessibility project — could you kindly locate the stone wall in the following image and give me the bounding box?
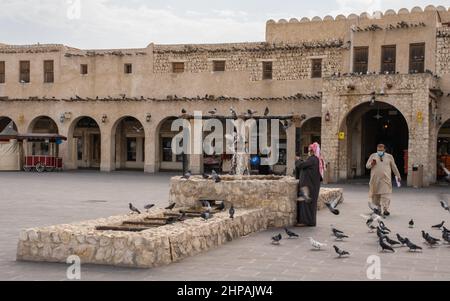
[17,208,268,268]
[169,175,344,227]
[437,27,450,76]
[153,42,344,81]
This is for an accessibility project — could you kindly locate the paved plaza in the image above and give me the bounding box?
[0,171,449,281]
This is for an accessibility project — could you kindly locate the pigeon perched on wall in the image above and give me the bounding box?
[264,107,270,116]
[144,204,155,210]
[284,228,299,239]
[202,173,210,179]
[208,108,217,115]
[201,200,212,212]
[404,238,423,252]
[309,237,327,250]
[216,202,225,211]
[211,170,221,183]
[182,170,192,180]
[271,234,282,245]
[432,221,445,230]
[165,203,176,210]
[230,107,237,119]
[229,205,235,219]
[129,203,141,214]
[333,245,350,258]
[379,237,395,253]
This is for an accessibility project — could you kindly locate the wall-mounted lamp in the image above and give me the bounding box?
[146,113,152,123]
[325,111,331,122]
[102,114,108,123]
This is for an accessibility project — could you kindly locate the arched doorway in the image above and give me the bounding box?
[28,116,59,155]
[71,117,101,169]
[299,117,321,161]
[156,117,184,172]
[113,117,145,170]
[437,119,450,182]
[339,102,409,180]
[0,117,17,133]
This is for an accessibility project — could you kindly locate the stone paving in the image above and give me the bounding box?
[0,171,449,281]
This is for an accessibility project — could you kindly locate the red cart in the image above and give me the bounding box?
[18,133,67,173]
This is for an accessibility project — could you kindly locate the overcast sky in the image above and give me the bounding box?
[0,0,446,49]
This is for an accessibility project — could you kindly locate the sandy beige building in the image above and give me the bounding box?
[1,5,450,186]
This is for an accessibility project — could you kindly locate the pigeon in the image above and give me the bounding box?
[333,245,350,258]
[409,219,415,228]
[208,108,217,115]
[271,234,282,245]
[129,203,141,214]
[404,238,423,252]
[181,108,187,114]
[377,226,390,236]
[211,170,221,183]
[216,202,225,211]
[368,202,382,216]
[309,237,327,250]
[229,205,235,219]
[202,173,210,179]
[182,170,192,180]
[325,202,340,215]
[379,237,395,253]
[264,107,270,116]
[230,107,237,119]
[440,198,449,212]
[432,221,445,230]
[377,228,387,239]
[201,200,213,212]
[201,211,213,221]
[166,217,178,224]
[379,221,391,233]
[284,228,299,239]
[442,232,450,244]
[144,204,155,210]
[396,234,408,246]
[333,232,349,241]
[422,230,441,242]
[165,203,176,210]
[384,236,401,247]
[247,109,257,116]
[331,226,345,235]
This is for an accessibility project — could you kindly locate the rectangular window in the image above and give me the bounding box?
[409,43,425,73]
[311,59,322,78]
[172,62,185,73]
[127,138,137,162]
[43,60,54,83]
[0,61,4,83]
[262,61,273,80]
[124,63,132,74]
[162,137,173,162]
[381,45,396,74]
[19,61,30,83]
[353,47,369,74]
[80,64,88,75]
[213,60,226,72]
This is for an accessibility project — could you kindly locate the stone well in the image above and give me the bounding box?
[170,175,343,227]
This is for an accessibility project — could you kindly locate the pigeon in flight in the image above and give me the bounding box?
[229,205,235,219]
[379,237,395,253]
[144,204,155,211]
[409,219,415,228]
[271,234,282,245]
[325,197,340,215]
[404,238,423,252]
[396,233,408,246]
[309,237,327,250]
[165,203,176,210]
[182,170,192,180]
[432,221,445,230]
[284,228,299,239]
[333,245,350,258]
[129,203,141,215]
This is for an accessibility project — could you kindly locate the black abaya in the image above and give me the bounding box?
[295,155,321,227]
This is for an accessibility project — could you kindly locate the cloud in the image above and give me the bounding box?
[0,0,264,49]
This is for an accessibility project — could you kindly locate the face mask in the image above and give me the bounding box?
[377,151,385,157]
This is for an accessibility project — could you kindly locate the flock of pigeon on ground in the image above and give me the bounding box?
[271,195,450,259]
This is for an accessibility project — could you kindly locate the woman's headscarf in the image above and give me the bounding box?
[309,142,325,178]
